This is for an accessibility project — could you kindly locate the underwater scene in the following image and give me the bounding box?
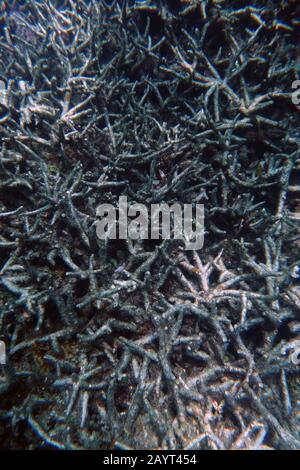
[0,0,300,450]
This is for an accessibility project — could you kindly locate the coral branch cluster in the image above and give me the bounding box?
[0,0,300,450]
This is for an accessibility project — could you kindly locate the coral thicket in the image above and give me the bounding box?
[0,0,300,449]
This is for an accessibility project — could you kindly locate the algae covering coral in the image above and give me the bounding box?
[0,0,300,450]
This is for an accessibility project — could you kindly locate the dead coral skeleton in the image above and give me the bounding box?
[0,0,300,450]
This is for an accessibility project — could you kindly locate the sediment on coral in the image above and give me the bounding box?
[0,0,300,450]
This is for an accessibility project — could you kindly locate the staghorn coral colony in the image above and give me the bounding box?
[0,0,300,450]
